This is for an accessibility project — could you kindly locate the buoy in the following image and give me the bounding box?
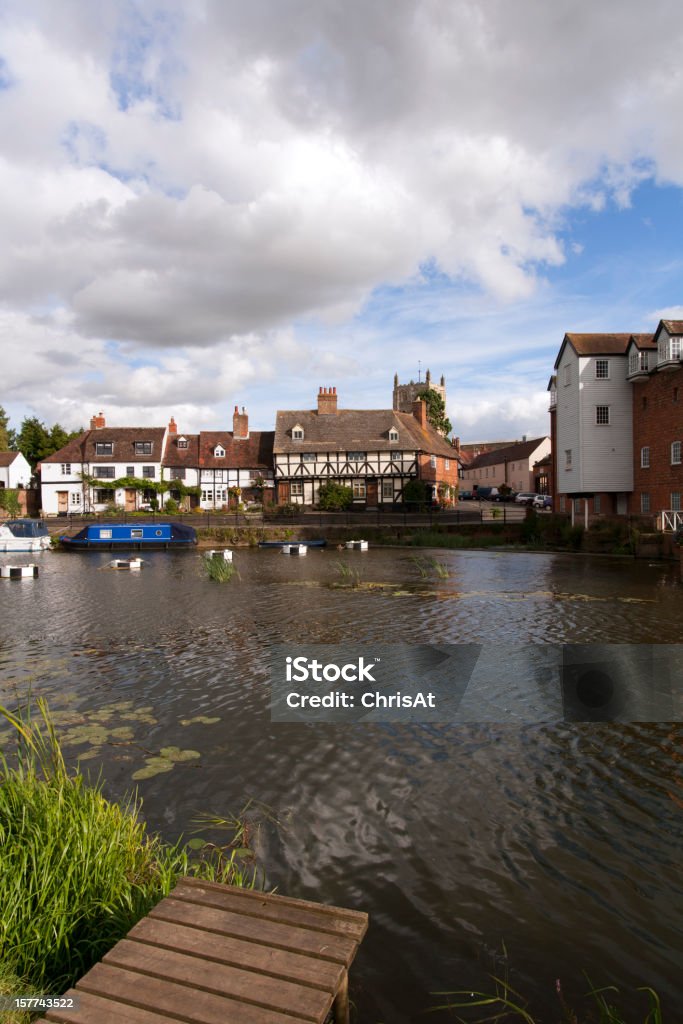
[206,549,233,561]
[282,544,307,555]
[345,540,369,551]
[1,564,39,579]
[108,558,143,570]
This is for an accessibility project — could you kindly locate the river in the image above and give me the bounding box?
[1,545,681,1020]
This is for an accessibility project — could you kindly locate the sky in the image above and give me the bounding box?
[2,0,683,443]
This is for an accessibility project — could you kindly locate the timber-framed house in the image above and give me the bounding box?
[274,387,460,506]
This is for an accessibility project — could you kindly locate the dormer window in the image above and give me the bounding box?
[95,442,113,456]
[135,442,153,455]
[292,425,304,440]
[178,437,188,450]
[214,445,225,458]
[389,429,399,442]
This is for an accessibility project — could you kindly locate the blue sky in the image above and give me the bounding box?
[2,0,683,441]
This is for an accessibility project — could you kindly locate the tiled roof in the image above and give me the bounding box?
[629,333,656,350]
[0,451,21,467]
[661,320,683,333]
[465,437,549,471]
[564,333,632,355]
[274,408,459,460]
[198,432,274,470]
[163,434,200,467]
[42,427,167,464]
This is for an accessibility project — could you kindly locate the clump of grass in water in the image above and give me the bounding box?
[203,553,240,582]
[0,699,259,996]
[410,555,449,578]
[333,560,362,588]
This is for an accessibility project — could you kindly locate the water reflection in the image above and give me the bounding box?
[0,547,681,1020]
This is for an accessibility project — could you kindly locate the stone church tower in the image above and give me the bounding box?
[392,369,446,414]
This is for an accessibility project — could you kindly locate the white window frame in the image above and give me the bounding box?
[214,446,225,458]
[672,441,682,465]
[347,451,366,462]
[352,479,366,498]
[430,455,437,469]
[641,447,650,468]
[301,453,316,462]
[61,463,71,475]
[142,466,155,479]
[70,491,81,505]
[390,451,401,461]
[565,450,572,468]
[595,405,610,425]
[595,359,609,379]
[564,364,571,386]
[95,442,113,456]
[135,442,153,455]
[641,493,650,513]
[290,481,304,496]
[445,459,450,470]
[671,493,681,512]
[382,480,394,499]
[292,428,304,440]
[593,494,601,514]
[178,438,189,449]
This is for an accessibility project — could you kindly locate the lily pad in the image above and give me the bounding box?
[180,716,221,726]
[109,726,135,740]
[159,746,201,762]
[132,760,176,780]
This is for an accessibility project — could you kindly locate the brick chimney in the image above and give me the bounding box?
[452,436,460,451]
[90,411,106,430]
[233,405,249,439]
[412,398,428,430]
[168,416,177,435]
[317,387,338,415]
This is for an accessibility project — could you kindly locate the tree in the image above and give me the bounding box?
[0,489,21,517]
[402,479,429,507]
[0,405,11,451]
[417,390,452,436]
[16,417,82,469]
[318,481,354,510]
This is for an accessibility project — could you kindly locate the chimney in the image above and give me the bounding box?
[233,404,249,439]
[168,417,177,435]
[412,398,428,430]
[317,386,338,415]
[452,436,460,451]
[90,411,106,430]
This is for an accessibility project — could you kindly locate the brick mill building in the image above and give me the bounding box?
[549,320,683,526]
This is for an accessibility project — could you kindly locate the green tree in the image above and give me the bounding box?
[0,405,11,452]
[0,489,21,517]
[402,479,429,507]
[318,481,354,510]
[417,389,452,436]
[16,417,51,468]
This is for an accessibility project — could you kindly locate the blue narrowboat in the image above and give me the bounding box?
[60,522,197,550]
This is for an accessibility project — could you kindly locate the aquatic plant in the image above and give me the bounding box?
[0,700,258,995]
[333,560,362,587]
[203,552,240,582]
[410,555,450,578]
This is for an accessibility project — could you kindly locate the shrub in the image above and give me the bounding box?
[318,481,354,511]
[164,498,179,514]
[402,479,429,507]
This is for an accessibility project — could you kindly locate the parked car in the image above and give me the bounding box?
[533,494,552,510]
[515,492,537,506]
[458,490,474,501]
[473,486,496,500]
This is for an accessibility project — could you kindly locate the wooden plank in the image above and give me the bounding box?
[149,898,357,964]
[103,939,330,1022]
[44,989,176,1024]
[173,881,367,942]
[76,963,307,1024]
[177,878,368,936]
[128,916,344,992]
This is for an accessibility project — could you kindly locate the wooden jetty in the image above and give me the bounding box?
[35,876,368,1024]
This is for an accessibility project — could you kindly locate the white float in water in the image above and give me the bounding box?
[345,539,369,551]
[281,544,307,555]
[108,557,143,570]
[206,549,233,561]
[0,564,39,579]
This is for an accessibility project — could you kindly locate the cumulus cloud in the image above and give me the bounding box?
[2,0,683,429]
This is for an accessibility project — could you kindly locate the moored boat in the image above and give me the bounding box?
[60,522,197,550]
[0,520,50,552]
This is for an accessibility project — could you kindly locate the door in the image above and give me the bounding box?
[57,491,68,514]
[125,488,137,511]
[366,480,378,507]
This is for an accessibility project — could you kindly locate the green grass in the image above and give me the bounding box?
[410,555,450,578]
[333,560,362,587]
[203,552,240,582]
[0,700,258,997]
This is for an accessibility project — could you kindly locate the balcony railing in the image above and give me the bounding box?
[657,337,682,369]
[660,510,683,532]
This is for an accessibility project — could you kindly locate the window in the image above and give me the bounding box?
[135,442,153,455]
[291,481,303,496]
[95,466,115,478]
[142,466,155,478]
[301,453,316,462]
[202,490,212,502]
[593,495,601,514]
[169,467,186,480]
[99,528,112,538]
[573,498,581,513]
[292,427,304,440]
[641,493,650,513]
[559,496,566,513]
[564,364,571,385]
[595,359,609,379]
[445,459,450,470]
[95,491,111,504]
[389,429,399,442]
[70,492,81,505]
[352,480,366,498]
[672,441,682,465]
[390,451,401,461]
[178,438,188,449]
[430,455,437,469]
[126,466,134,476]
[672,493,681,512]
[131,529,143,538]
[214,446,225,458]
[347,452,366,461]
[213,470,225,483]
[641,447,650,468]
[61,464,71,475]
[382,480,394,499]
[95,442,113,456]
[596,405,610,425]
[565,450,572,468]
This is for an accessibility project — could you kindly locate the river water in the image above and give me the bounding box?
[1,546,682,1020]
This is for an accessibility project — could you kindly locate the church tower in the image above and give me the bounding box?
[393,369,447,417]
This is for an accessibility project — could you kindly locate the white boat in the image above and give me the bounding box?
[0,520,51,552]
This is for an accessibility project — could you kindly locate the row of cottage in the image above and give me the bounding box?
[38,385,463,515]
[549,317,683,524]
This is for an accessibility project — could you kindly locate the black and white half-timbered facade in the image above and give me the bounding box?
[274,387,460,506]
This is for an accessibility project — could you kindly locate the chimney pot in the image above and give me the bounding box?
[317,386,338,415]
